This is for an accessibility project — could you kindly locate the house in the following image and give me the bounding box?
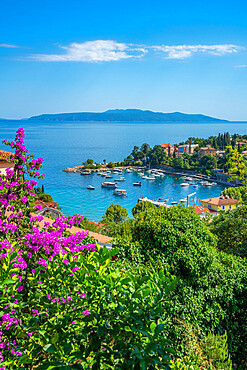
[177,144,198,156]
[0,150,14,176]
[193,205,211,218]
[198,145,217,158]
[159,143,177,157]
[200,195,238,214]
[35,199,63,218]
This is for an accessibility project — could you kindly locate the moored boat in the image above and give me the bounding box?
[87,185,95,190]
[133,181,142,186]
[113,189,127,196]
[101,181,118,188]
[180,182,189,186]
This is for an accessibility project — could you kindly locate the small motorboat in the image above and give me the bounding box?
[115,177,125,182]
[113,189,127,196]
[126,169,132,173]
[105,175,113,179]
[101,181,118,188]
[87,185,95,190]
[133,181,142,186]
[179,198,187,202]
[180,182,189,186]
[81,171,91,175]
[171,201,178,205]
[147,176,155,180]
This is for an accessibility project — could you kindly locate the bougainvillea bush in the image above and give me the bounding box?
[0,129,176,369]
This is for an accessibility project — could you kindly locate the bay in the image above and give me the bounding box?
[0,120,246,221]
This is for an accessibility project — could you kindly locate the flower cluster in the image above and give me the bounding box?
[0,129,96,369]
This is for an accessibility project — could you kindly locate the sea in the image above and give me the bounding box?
[0,120,247,222]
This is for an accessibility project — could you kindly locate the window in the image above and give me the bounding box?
[229,205,232,209]
[208,204,212,209]
[222,206,225,210]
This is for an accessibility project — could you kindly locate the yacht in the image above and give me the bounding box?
[113,189,127,196]
[87,185,95,190]
[133,181,142,186]
[101,181,118,188]
[81,171,91,175]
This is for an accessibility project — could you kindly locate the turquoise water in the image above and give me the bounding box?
[0,120,246,221]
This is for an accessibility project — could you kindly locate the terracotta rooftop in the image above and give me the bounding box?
[0,150,14,160]
[35,199,58,210]
[160,143,173,148]
[199,147,216,151]
[193,205,210,215]
[200,196,238,206]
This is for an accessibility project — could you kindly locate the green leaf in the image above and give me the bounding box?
[43,343,57,353]
[150,322,156,333]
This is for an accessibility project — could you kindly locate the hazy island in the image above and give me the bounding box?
[28,108,228,123]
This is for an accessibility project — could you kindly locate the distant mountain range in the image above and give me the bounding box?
[28,109,228,123]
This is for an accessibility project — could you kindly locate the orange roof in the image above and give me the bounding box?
[35,199,58,210]
[194,205,210,215]
[199,147,216,151]
[160,143,172,148]
[0,150,14,160]
[200,196,238,206]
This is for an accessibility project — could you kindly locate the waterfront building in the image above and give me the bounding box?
[159,143,177,157]
[198,145,217,158]
[193,205,211,218]
[200,195,238,214]
[177,144,198,156]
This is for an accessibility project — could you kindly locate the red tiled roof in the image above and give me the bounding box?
[35,199,58,209]
[194,205,210,215]
[200,196,238,206]
[0,150,14,161]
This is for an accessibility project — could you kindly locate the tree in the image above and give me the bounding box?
[102,203,128,224]
[132,200,156,217]
[38,193,53,202]
[226,145,247,184]
[210,205,247,258]
[221,185,247,204]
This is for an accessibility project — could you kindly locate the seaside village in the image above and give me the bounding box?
[0,138,243,247]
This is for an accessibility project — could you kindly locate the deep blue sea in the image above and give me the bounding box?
[1,120,247,221]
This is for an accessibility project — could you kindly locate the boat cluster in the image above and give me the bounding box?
[82,168,145,196]
[180,176,217,188]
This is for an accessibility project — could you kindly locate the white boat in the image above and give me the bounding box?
[193,184,199,187]
[185,177,193,181]
[180,182,189,186]
[133,181,142,186]
[179,198,187,202]
[147,176,155,180]
[81,171,91,175]
[97,172,104,176]
[113,189,127,196]
[142,176,149,179]
[105,175,113,179]
[115,177,125,182]
[87,185,95,190]
[138,172,145,176]
[171,201,178,205]
[101,181,118,188]
[126,169,132,173]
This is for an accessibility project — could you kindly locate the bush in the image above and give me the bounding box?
[210,205,247,258]
[38,193,53,202]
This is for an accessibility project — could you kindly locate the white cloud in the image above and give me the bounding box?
[235,64,247,68]
[0,43,19,48]
[28,40,147,62]
[152,44,243,59]
[24,40,244,62]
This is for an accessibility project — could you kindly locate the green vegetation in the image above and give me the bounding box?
[221,185,247,203]
[210,205,247,258]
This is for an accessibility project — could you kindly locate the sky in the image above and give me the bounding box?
[1,0,247,120]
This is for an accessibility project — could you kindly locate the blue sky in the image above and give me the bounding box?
[1,0,247,120]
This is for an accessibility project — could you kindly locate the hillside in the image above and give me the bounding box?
[28,109,228,123]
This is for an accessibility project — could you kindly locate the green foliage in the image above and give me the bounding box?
[38,193,53,202]
[210,205,247,258]
[75,215,100,233]
[129,205,247,366]
[107,161,115,168]
[226,145,247,184]
[101,203,128,224]
[221,185,247,204]
[170,328,232,370]
[132,200,156,217]
[0,246,177,369]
